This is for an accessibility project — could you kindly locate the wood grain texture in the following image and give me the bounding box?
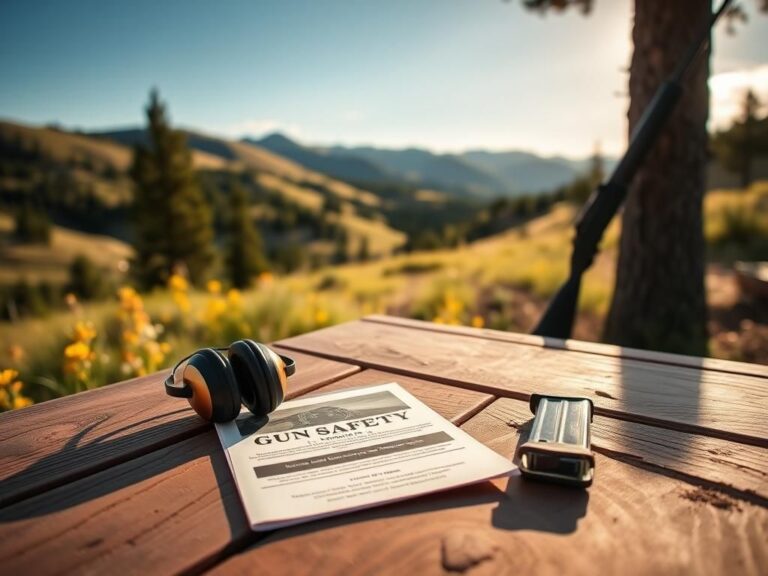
[209,442,768,576]
[0,372,492,575]
[460,398,768,502]
[0,433,249,576]
[363,315,768,378]
[0,350,358,508]
[277,321,768,446]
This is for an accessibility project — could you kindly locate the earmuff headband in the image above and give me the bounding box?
[163,347,296,399]
[282,355,296,377]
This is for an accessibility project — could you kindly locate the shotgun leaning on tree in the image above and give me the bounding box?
[532,0,734,339]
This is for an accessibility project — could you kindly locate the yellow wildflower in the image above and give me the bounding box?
[118,286,138,304]
[204,298,227,323]
[168,274,189,293]
[207,279,222,295]
[115,286,169,379]
[122,329,139,345]
[315,309,329,325]
[172,291,190,314]
[0,369,33,411]
[471,315,485,329]
[72,321,97,343]
[64,341,93,361]
[227,289,242,306]
[0,369,19,387]
[258,271,274,285]
[14,395,33,409]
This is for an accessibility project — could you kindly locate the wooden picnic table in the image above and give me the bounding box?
[0,314,766,575]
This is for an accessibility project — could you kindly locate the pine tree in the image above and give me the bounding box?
[68,254,108,300]
[712,90,768,189]
[332,229,349,264]
[226,183,268,288]
[357,236,370,262]
[130,90,214,288]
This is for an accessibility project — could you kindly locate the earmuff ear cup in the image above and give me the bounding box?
[228,340,275,417]
[185,348,241,422]
[253,342,285,409]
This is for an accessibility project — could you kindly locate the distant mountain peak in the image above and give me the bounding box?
[251,132,300,149]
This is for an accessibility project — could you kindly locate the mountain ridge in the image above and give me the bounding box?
[253,131,610,198]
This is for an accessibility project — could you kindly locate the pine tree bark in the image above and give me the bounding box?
[604,0,710,355]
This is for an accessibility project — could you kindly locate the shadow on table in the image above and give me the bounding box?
[490,417,588,533]
[538,336,704,460]
[615,355,702,461]
[0,411,225,522]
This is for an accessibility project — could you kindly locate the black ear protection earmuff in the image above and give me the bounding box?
[163,340,296,422]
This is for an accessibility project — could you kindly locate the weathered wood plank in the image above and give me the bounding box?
[277,321,768,446]
[0,433,247,576]
[0,371,490,575]
[364,315,768,378]
[0,351,359,508]
[208,417,768,576]
[460,398,768,502]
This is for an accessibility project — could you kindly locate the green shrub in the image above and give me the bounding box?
[68,254,111,301]
[14,204,51,244]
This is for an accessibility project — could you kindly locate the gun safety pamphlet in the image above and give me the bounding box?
[216,382,515,531]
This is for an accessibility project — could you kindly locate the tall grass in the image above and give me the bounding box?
[2,182,766,411]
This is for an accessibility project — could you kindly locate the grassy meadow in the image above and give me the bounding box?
[2,179,765,411]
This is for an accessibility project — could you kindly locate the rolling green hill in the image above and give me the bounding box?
[0,120,411,285]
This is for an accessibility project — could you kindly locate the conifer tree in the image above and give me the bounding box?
[226,183,268,288]
[712,90,768,188]
[332,229,349,264]
[130,90,214,287]
[357,236,370,262]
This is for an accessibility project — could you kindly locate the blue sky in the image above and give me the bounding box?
[1,0,766,157]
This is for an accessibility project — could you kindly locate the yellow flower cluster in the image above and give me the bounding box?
[117,287,170,377]
[63,320,97,389]
[0,369,32,411]
[305,292,331,328]
[202,280,249,340]
[168,273,190,314]
[432,291,465,325]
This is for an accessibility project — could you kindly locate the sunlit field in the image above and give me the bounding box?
[2,180,765,411]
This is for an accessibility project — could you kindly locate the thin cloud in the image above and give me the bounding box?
[709,64,768,129]
[221,118,304,139]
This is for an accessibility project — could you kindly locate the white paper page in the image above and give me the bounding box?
[216,382,515,531]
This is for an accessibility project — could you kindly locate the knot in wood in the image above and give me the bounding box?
[441,529,498,573]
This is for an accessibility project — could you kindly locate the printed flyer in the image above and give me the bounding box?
[216,382,515,530]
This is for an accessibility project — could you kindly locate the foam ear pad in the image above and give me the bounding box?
[228,340,274,416]
[185,348,241,422]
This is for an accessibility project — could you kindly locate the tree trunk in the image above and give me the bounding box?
[604,0,710,356]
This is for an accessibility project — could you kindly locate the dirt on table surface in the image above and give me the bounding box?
[680,486,742,512]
